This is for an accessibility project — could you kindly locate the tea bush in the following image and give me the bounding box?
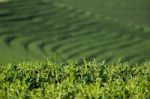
[0,60,150,98]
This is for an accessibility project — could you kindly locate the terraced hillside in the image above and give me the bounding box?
[0,0,150,64]
[56,0,150,27]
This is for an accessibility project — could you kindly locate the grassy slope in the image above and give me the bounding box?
[56,0,150,27]
[0,0,8,3]
[0,60,150,98]
[0,0,150,64]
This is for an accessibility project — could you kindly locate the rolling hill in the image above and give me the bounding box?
[56,0,150,26]
[0,0,150,64]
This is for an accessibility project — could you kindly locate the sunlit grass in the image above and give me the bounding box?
[0,0,8,3]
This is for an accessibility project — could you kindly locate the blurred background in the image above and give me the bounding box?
[0,0,150,64]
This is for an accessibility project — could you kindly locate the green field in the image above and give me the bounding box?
[0,0,150,98]
[1,60,150,98]
[0,0,8,3]
[56,0,150,26]
[0,0,150,64]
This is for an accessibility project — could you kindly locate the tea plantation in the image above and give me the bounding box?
[56,0,150,26]
[0,0,150,64]
[0,60,150,98]
[0,0,150,98]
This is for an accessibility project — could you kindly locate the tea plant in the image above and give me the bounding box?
[0,60,150,98]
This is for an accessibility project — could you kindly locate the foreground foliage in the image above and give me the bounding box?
[0,60,150,99]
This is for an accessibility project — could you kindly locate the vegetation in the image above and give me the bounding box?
[0,0,150,64]
[56,0,150,26]
[0,60,150,98]
[0,0,8,3]
[1,0,150,98]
